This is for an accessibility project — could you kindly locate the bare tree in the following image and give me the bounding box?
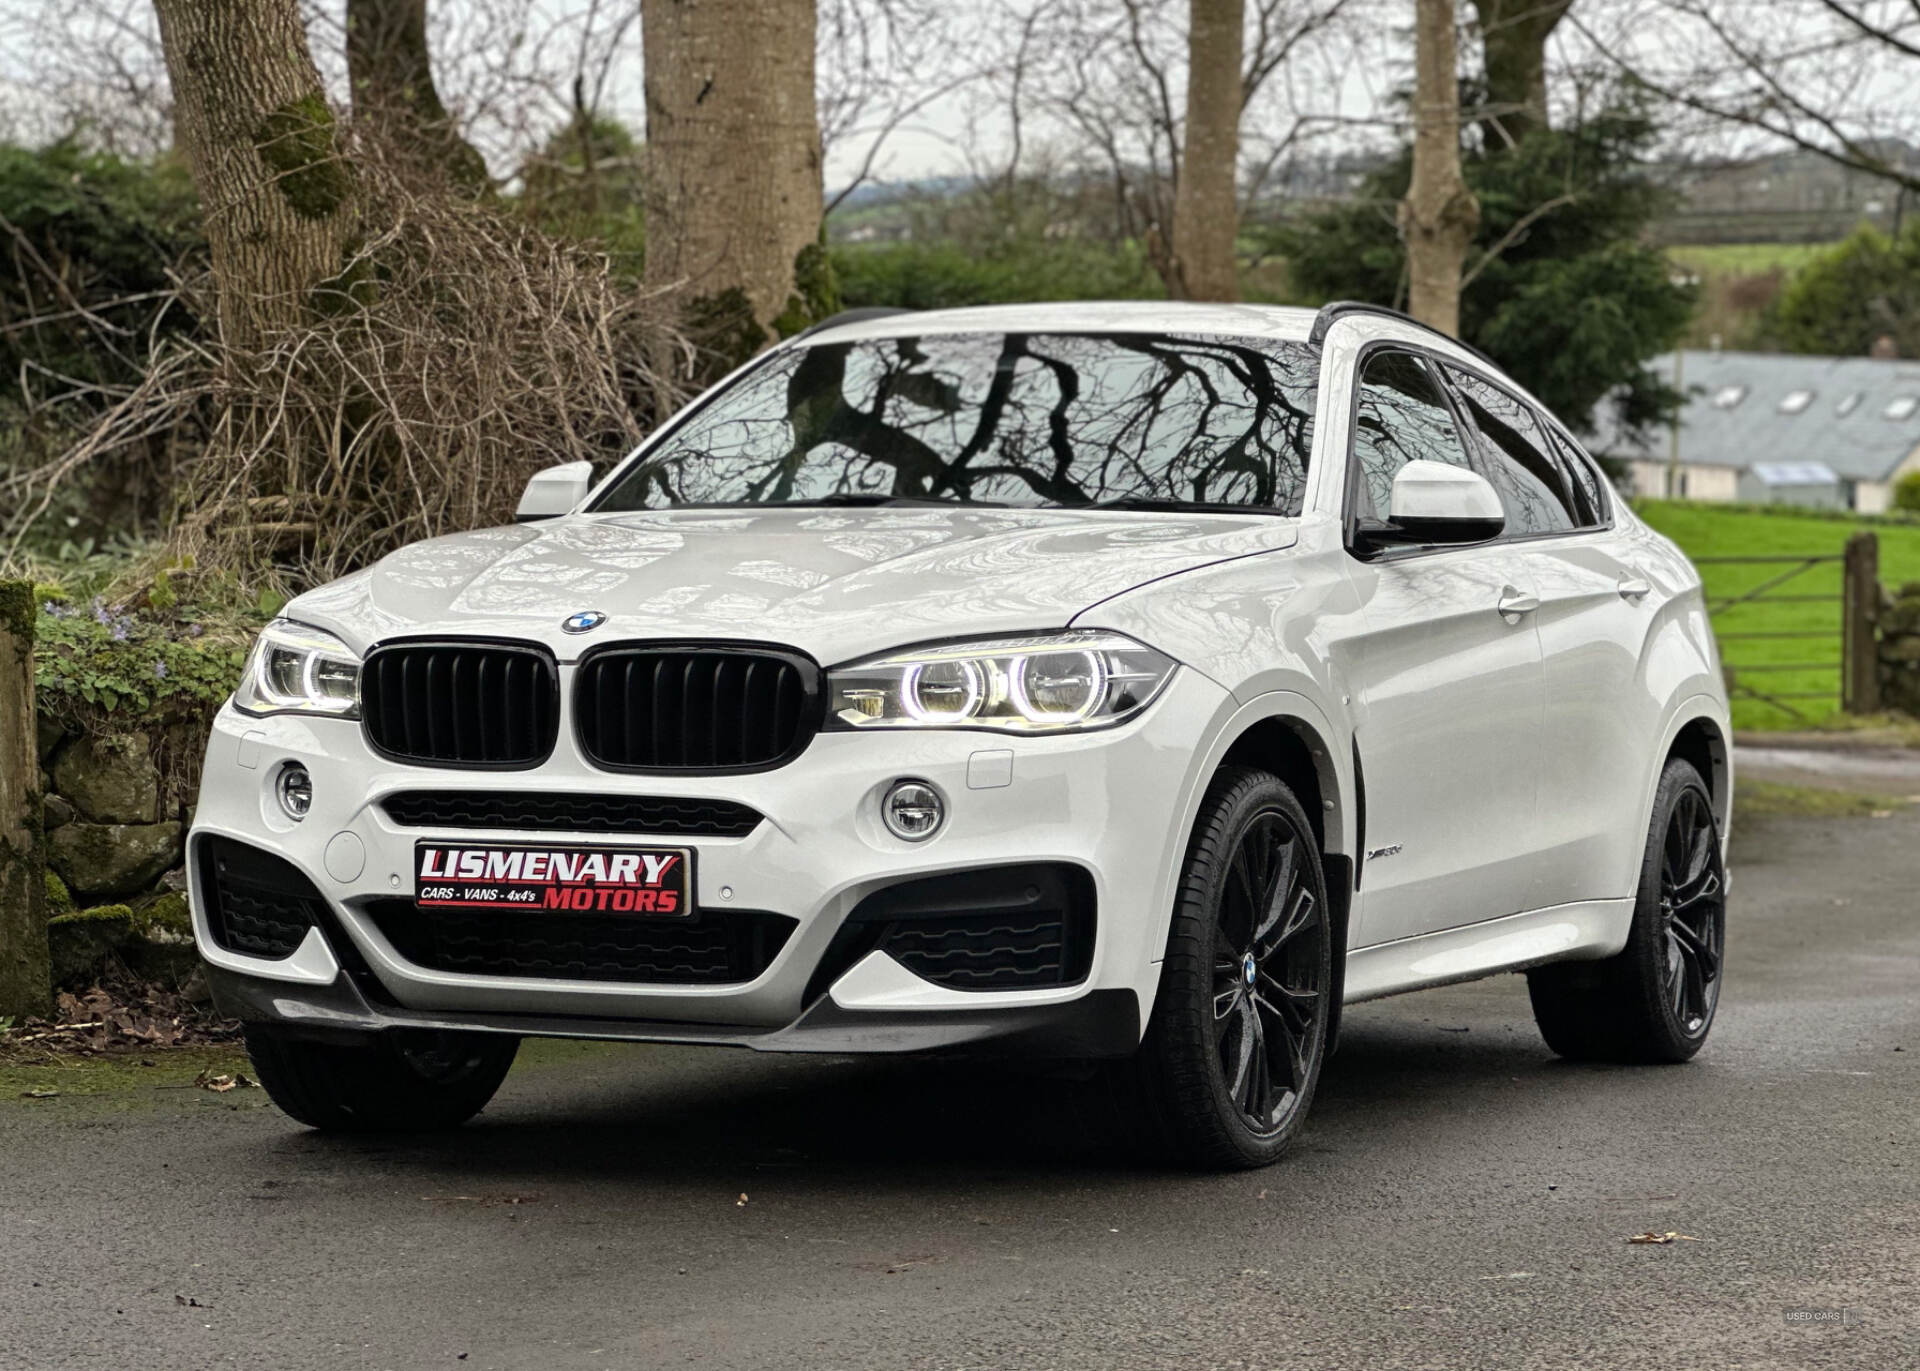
[1170,0,1245,299]
[1572,0,1920,195]
[345,0,490,190]
[642,0,827,353]
[1401,0,1479,334]
[151,0,355,346]
[1469,0,1574,146]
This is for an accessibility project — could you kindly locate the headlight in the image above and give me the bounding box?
[232,619,362,718]
[827,632,1176,734]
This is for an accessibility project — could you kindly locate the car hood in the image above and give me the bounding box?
[288,506,1298,664]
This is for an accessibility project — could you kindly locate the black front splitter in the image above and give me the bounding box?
[204,962,1141,1060]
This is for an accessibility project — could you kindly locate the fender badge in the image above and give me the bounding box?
[1366,843,1402,862]
[561,610,607,634]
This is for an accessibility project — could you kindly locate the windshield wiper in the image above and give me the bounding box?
[1064,498,1287,516]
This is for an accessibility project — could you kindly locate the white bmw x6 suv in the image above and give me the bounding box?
[193,300,1731,1168]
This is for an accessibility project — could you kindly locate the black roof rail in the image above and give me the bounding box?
[788,306,915,343]
[1307,300,1501,369]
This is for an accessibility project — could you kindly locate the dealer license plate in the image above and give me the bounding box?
[413,841,693,917]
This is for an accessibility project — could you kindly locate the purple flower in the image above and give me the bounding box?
[42,602,68,619]
[110,619,130,642]
[91,597,110,625]
[153,660,168,680]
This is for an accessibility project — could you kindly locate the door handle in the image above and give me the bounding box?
[1617,576,1652,601]
[1496,587,1540,619]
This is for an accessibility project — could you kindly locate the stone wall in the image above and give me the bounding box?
[1880,582,1920,717]
[34,723,194,989]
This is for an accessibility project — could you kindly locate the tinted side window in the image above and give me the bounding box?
[1349,351,1476,524]
[1442,366,1577,536]
[1547,427,1609,527]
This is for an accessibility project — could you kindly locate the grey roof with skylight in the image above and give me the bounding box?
[1592,350,1920,483]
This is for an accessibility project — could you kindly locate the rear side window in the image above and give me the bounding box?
[1349,351,1477,524]
[1547,428,1610,527]
[1442,366,1578,537]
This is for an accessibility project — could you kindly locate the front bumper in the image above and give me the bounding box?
[189,666,1232,1052]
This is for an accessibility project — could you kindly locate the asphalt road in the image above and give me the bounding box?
[4,809,1917,1371]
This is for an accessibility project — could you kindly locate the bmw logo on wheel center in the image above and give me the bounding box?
[562,610,606,633]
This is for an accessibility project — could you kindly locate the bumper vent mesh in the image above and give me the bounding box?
[379,790,764,838]
[575,646,819,772]
[195,836,325,960]
[363,901,796,985]
[361,641,559,768]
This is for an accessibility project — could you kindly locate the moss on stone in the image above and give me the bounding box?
[254,92,354,221]
[44,870,74,917]
[132,891,191,944]
[0,579,34,644]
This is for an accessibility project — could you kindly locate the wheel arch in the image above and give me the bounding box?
[1666,712,1730,831]
[1200,697,1356,1050]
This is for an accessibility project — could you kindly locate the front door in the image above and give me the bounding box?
[1337,350,1546,947]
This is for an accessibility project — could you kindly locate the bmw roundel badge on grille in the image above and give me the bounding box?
[562,610,606,633]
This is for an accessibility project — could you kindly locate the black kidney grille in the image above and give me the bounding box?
[196,835,324,961]
[577,648,817,771]
[362,900,796,985]
[362,643,558,767]
[379,790,764,838]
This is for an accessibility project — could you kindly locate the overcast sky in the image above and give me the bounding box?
[0,0,1911,188]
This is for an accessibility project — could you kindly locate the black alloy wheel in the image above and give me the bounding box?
[1211,809,1328,1136]
[1658,784,1725,1037]
[1129,766,1334,1169]
[1528,758,1727,1063]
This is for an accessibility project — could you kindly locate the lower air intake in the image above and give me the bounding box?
[195,836,326,960]
[362,901,796,985]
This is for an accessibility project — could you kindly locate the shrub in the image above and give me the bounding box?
[1894,471,1920,515]
[832,238,1159,311]
[1762,226,1920,358]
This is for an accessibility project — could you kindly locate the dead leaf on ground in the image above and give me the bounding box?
[174,1295,209,1308]
[736,1193,750,1207]
[193,1069,256,1093]
[423,1193,541,1207]
[1626,1231,1700,1245]
[20,1087,59,1099]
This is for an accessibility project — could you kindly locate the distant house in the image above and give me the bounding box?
[1592,350,1920,513]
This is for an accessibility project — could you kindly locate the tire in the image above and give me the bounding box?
[1127,766,1334,1169]
[1528,758,1726,1063]
[244,1025,520,1132]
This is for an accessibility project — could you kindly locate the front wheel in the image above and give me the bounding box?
[1128,766,1333,1169]
[244,1025,520,1132]
[1528,758,1726,1063]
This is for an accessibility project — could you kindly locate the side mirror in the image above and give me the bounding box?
[1357,460,1505,552]
[515,461,594,522]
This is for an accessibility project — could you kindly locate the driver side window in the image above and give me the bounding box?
[1348,350,1477,525]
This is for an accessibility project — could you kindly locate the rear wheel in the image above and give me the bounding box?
[244,1025,519,1132]
[1129,767,1333,1169]
[1528,758,1726,1063]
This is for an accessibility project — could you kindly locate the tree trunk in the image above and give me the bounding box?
[1169,0,1245,301]
[1400,0,1481,337]
[1469,0,1573,147]
[641,0,829,361]
[0,582,50,1020]
[152,0,356,347]
[345,0,490,192]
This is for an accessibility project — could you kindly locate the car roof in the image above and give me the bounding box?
[797,300,1322,346]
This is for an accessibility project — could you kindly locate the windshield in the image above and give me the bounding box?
[592,331,1319,514]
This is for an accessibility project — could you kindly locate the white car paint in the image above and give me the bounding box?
[190,301,1732,1048]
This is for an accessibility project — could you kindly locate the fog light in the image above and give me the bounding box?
[276,763,313,821]
[882,779,944,842]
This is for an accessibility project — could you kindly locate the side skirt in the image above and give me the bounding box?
[1342,898,1634,1004]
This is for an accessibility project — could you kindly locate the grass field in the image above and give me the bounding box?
[1636,500,1920,732]
[1664,242,1837,279]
